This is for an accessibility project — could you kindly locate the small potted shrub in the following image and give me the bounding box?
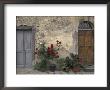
[69,53,85,73]
[62,56,74,72]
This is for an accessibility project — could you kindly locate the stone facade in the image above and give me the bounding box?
[16,16,94,62]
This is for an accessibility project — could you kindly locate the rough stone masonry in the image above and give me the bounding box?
[16,16,94,63]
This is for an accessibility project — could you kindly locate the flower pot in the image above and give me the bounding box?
[72,66,80,72]
[49,64,56,72]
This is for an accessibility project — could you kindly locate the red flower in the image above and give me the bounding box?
[51,44,53,49]
[47,44,59,58]
[51,51,55,56]
[47,47,51,55]
[47,47,50,51]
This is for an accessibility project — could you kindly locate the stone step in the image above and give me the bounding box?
[83,65,94,72]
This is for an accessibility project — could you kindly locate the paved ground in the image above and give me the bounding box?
[16,68,94,74]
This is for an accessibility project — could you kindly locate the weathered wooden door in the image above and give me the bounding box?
[78,30,94,65]
[16,30,32,68]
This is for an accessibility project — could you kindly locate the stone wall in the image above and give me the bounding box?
[16,16,94,60]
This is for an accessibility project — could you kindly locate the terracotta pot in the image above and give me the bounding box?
[49,64,56,72]
[72,66,80,72]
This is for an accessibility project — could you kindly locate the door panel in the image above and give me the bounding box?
[24,31,32,67]
[85,31,93,46]
[78,46,86,64]
[16,52,25,67]
[17,31,23,50]
[85,47,90,64]
[78,31,85,46]
[25,52,32,67]
[16,30,24,67]
[87,47,94,64]
[24,31,32,50]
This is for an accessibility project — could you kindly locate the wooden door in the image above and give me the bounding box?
[78,30,94,65]
[16,30,32,68]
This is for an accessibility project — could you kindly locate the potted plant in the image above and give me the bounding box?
[47,44,59,72]
[69,53,84,73]
[62,56,74,72]
[34,40,62,72]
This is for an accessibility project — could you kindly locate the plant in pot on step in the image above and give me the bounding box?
[47,43,60,72]
[69,53,85,73]
[62,56,74,73]
[34,40,62,73]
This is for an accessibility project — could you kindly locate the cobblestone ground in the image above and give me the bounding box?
[16,68,94,74]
